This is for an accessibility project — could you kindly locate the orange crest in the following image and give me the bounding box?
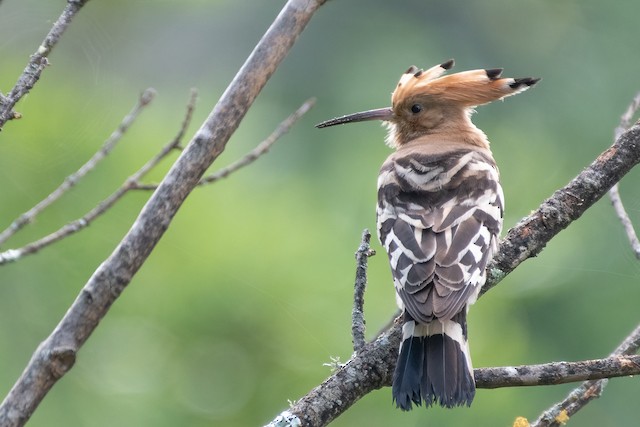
[392,59,539,109]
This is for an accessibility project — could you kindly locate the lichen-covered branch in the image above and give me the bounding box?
[0,0,91,130]
[0,1,326,426]
[476,355,640,388]
[286,325,402,427]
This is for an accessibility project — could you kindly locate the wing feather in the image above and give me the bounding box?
[377,149,503,323]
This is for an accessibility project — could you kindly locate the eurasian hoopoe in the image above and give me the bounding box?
[317,60,539,410]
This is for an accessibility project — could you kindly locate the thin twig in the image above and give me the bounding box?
[608,92,640,260]
[352,229,375,352]
[0,0,91,130]
[131,98,316,191]
[531,324,640,427]
[613,92,640,141]
[0,2,325,424]
[0,89,156,247]
[608,185,640,259]
[0,90,196,266]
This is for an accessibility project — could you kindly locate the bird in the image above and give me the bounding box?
[316,59,539,410]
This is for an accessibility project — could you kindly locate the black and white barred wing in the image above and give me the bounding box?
[377,149,504,323]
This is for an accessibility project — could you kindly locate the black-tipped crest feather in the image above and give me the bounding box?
[509,77,541,89]
[485,68,503,80]
[440,59,455,70]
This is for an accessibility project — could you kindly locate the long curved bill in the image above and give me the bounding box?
[315,107,393,128]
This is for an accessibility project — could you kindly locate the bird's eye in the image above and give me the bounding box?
[410,104,423,114]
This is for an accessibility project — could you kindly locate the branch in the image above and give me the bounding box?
[131,97,316,191]
[352,229,375,352]
[0,0,91,130]
[0,89,156,248]
[266,120,640,426]
[608,92,640,260]
[608,185,640,259]
[0,90,195,266]
[0,1,325,425]
[531,324,640,427]
[476,355,640,389]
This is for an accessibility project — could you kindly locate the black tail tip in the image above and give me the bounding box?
[393,392,423,411]
[393,389,474,411]
[392,333,476,411]
[509,77,542,89]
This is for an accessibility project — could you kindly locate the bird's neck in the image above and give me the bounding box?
[387,111,491,150]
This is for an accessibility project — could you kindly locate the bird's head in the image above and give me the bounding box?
[316,59,539,148]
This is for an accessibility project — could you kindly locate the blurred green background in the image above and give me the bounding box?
[1,0,640,426]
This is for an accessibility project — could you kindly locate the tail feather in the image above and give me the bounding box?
[392,336,424,409]
[393,312,475,410]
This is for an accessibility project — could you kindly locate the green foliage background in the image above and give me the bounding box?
[1,1,640,426]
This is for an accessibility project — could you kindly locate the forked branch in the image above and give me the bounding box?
[0,89,156,248]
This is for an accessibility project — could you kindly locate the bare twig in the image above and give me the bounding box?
[531,324,640,427]
[0,2,326,425]
[0,95,316,266]
[613,92,640,141]
[0,90,195,266]
[265,121,640,427]
[608,185,640,259]
[0,93,317,266]
[0,0,91,130]
[352,229,375,352]
[608,92,640,259]
[132,97,316,191]
[0,89,156,248]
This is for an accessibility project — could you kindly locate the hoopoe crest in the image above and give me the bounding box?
[317,60,539,410]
